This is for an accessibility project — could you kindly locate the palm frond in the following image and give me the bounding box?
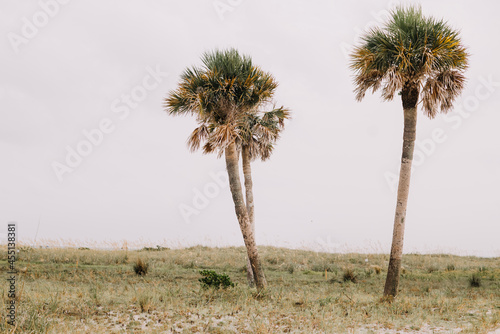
[187,124,209,152]
[421,69,466,118]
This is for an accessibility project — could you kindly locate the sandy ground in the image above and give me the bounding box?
[65,309,500,334]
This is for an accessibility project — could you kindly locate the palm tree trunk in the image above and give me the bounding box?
[242,146,256,287]
[225,142,267,290]
[383,85,418,298]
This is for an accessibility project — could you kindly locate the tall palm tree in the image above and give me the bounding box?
[350,6,468,297]
[239,107,290,286]
[165,48,287,290]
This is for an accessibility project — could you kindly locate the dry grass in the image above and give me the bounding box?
[0,245,499,333]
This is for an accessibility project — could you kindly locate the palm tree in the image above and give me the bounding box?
[165,48,287,290]
[350,6,468,297]
[239,107,290,286]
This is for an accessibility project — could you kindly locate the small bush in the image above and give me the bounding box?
[370,265,382,275]
[286,264,295,274]
[469,274,481,288]
[342,269,357,283]
[133,258,149,276]
[446,264,456,271]
[199,270,234,289]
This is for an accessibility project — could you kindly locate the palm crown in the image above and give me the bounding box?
[238,107,290,161]
[350,6,468,117]
[165,48,288,158]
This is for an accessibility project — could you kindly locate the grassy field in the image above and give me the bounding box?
[0,245,499,333]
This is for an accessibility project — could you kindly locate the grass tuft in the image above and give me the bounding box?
[133,258,149,276]
[342,268,358,283]
[469,274,482,287]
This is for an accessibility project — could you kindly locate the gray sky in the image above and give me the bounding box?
[1,0,499,256]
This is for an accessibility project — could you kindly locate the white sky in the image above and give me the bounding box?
[1,0,499,256]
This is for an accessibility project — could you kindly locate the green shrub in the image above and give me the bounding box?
[199,270,234,289]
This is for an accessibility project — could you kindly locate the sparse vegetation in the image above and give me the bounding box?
[140,245,169,252]
[0,246,498,333]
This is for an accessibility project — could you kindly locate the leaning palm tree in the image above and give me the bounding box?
[350,6,468,297]
[239,107,290,286]
[165,48,286,290]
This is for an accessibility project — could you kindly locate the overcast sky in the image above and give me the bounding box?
[1,0,499,256]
